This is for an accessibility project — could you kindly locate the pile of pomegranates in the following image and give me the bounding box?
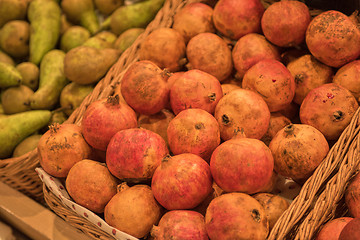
[37,0,360,239]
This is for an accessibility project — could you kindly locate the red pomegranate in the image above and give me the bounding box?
[104,183,162,238]
[186,33,233,82]
[151,153,213,210]
[213,0,265,40]
[139,27,186,72]
[167,108,220,161]
[81,95,137,151]
[151,210,208,240]
[232,33,281,79]
[65,159,118,213]
[338,218,360,240]
[173,2,215,43]
[261,0,311,47]
[345,172,360,218]
[205,192,269,240]
[210,137,274,194]
[38,123,92,178]
[106,128,169,182]
[333,60,360,102]
[269,124,329,183]
[315,217,354,240]
[306,10,360,68]
[120,60,170,115]
[214,88,270,141]
[242,59,296,112]
[170,69,223,115]
[300,83,359,140]
[287,54,334,105]
[261,112,292,146]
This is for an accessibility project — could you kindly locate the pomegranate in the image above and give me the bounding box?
[151,153,213,210]
[205,192,269,240]
[220,83,241,96]
[169,69,223,115]
[213,0,265,40]
[210,137,274,194]
[214,88,270,141]
[151,210,208,240]
[269,124,329,182]
[339,218,360,240]
[172,2,215,43]
[242,59,296,112]
[261,112,292,146]
[38,123,92,178]
[167,108,220,161]
[278,102,300,123]
[106,128,169,182]
[315,217,354,240]
[186,32,233,82]
[139,27,186,72]
[253,193,290,230]
[287,54,334,105]
[281,48,309,66]
[167,71,185,91]
[345,172,360,218]
[81,95,137,151]
[232,33,281,79]
[65,159,118,213]
[120,60,170,115]
[305,10,360,68]
[261,0,311,47]
[138,109,175,147]
[257,171,278,193]
[333,60,360,102]
[300,83,359,140]
[104,183,162,238]
[192,181,224,216]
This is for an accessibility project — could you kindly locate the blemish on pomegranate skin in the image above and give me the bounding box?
[323,100,327,103]
[327,93,335,99]
[272,79,276,83]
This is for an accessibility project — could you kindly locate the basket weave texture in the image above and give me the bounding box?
[3,0,360,239]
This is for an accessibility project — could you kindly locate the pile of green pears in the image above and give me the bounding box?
[0,0,165,159]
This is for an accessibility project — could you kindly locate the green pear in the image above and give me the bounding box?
[60,26,91,52]
[12,134,42,157]
[1,85,34,114]
[102,0,165,35]
[94,0,123,15]
[0,62,22,88]
[0,110,51,158]
[64,46,120,85]
[114,28,144,54]
[0,102,4,115]
[28,0,61,65]
[16,62,39,91]
[61,0,100,34]
[0,20,30,59]
[95,31,117,44]
[82,36,114,49]
[0,0,28,28]
[0,50,15,66]
[60,14,74,35]
[60,82,94,116]
[83,31,117,49]
[30,49,68,110]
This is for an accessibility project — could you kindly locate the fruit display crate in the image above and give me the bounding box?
[2,0,360,239]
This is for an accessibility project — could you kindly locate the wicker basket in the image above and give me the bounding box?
[10,0,360,239]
